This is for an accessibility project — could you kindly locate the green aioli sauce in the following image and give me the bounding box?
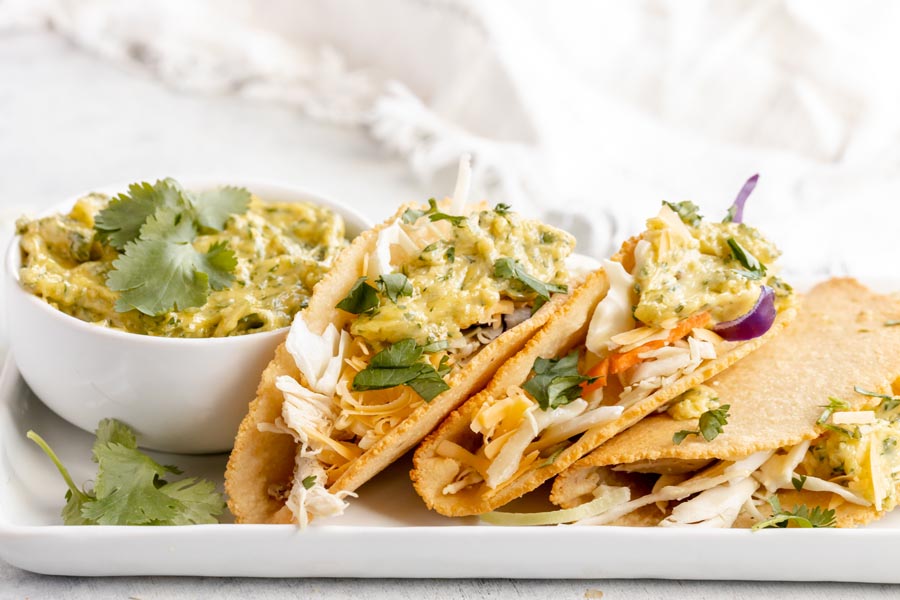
[350,208,574,346]
[633,207,789,327]
[17,194,347,337]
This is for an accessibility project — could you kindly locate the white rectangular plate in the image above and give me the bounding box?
[2,354,899,582]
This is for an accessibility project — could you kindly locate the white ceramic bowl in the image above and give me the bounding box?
[5,180,371,454]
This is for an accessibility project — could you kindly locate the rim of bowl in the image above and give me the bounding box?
[5,178,373,346]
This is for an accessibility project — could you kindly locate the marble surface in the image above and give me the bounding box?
[2,30,897,599]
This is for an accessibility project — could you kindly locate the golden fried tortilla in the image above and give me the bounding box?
[225,206,575,524]
[552,278,900,528]
[411,247,796,517]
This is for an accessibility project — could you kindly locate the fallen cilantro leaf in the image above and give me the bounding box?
[27,419,224,526]
[662,200,702,227]
[523,351,594,411]
[377,273,413,304]
[791,474,807,491]
[727,238,766,278]
[673,405,730,444]
[107,208,237,315]
[752,496,836,530]
[351,338,450,401]
[189,186,251,232]
[336,277,380,314]
[302,475,317,490]
[494,257,567,303]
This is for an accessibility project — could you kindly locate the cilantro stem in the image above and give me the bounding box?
[26,430,88,501]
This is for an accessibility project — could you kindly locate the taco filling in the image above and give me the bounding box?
[435,182,795,499]
[562,386,900,528]
[256,167,576,526]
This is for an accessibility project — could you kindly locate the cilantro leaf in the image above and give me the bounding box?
[336,277,380,315]
[673,405,730,444]
[401,199,467,226]
[351,338,450,401]
[727,238,766,278]
[752,496,836,530]
[791,474,807,491]
[107,208,237,315]
[662,200,702,227]
[523,351,595,411]
[494,203,511,215]
[189,186,251,232]
[158,478,226,525]
[377,273,413,304]
[302,475,317,490]
[94,179,184,250]
[82,443,182,525]
[817,396,851,425]
[494,257,567,303]
[93,418,137,461]
[28,420,224,526]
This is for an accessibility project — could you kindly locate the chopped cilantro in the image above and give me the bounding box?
[336,277,380,314]
[302,475,317,490]
[727,238,766,278]
[752,496,836,530]
[817,396,851,425]
[351,339,450,401]
[401,198,466,226]
[494,257,567,304]
[791,474,807,491]
[377,273,413,304]
[494,203,511,215]
[540,444,569,467]
[445,246,456,263]
[673,405,730,445]
[662,200,702,227]
[854,386,900,411]
[27,419,224,526]
[523,351,595,411]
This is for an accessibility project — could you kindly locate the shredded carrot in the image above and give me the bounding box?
[581,358,609,394]
[664,311,711,344]
[608,340,665,374]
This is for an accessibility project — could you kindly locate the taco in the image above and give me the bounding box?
[411,176,797,517]
[225,159,585,525]
[551,278,900,528]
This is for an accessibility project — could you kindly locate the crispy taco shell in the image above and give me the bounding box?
[225,206,572,524]
[552,278,900,528]
[411,243,796,517]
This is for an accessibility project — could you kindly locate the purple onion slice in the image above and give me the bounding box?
[712,285,775,341]
[726,174,759,224]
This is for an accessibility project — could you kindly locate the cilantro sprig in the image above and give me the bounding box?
[351,339,451,401]
[27,419,224,526]
[523,351,595,411]
[673,405,730,445]
[752,496,836,530]
[95,178,250,316]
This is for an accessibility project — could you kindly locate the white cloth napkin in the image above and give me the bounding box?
[2,0,897,278]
